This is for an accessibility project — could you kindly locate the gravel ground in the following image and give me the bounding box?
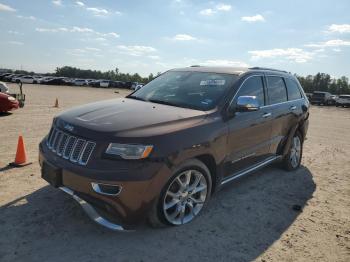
[0,83,349,262]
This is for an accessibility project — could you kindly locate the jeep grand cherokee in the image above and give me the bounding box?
[39,66,309,230]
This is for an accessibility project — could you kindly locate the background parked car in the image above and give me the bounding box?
[99,80,111,88]
[20,76,36,84]
[74,79,88,86]
[0,92,19,112]
[11,75,25,83]
[336,95,350,107]
[44,77,66,85]
[310,91,333,105]
[0,73,12,81]
[0,81,9,93]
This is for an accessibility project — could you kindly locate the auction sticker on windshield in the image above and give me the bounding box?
[200,79,226,86]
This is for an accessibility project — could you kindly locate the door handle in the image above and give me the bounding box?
[262,112,272,118]
[290,105,297,110]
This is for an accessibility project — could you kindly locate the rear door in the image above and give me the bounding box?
[265,75,302,154]
[225,75,273,177]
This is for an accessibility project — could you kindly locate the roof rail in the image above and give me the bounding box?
[190,65,201,67]
[249,67,288,73]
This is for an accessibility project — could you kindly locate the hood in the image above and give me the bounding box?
[57,98,208,137]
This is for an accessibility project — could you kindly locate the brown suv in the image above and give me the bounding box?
[39,66,309,230]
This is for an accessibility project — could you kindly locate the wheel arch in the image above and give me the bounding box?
[195,154,219,194]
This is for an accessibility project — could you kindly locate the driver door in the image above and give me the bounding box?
[224,75,273,178]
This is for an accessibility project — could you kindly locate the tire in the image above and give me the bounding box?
[148,159,212,228]
[282,131,303,171]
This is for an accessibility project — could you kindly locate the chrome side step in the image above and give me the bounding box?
[59,187,131,232]
[221,156,281,185]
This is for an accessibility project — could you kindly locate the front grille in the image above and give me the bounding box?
[46,127,96,165]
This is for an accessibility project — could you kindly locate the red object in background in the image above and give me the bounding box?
[0,92,19,112]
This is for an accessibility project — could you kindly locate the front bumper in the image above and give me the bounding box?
[39,141,172,230]
[59,186,130,231]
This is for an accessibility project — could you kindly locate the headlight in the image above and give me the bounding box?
[7,96,16,101]
[105,143,153,159]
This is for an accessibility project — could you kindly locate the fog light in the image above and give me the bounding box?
[91,182,122,196]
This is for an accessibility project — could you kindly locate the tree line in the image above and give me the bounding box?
[55,66,160,84]
[295,73,349,95]
[2,66,350,94]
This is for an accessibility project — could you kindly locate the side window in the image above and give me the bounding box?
[235,76,265,106]
[267,76,287,104]
[285,78,302,100]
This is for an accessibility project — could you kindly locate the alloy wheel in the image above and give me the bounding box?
[163,169,208,225]
[290,135,302,168]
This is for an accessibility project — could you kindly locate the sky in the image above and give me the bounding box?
[0,0,349,77]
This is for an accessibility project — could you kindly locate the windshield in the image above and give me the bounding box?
[128,71,238,110]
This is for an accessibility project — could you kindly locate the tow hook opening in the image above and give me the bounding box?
[91,182,122,196]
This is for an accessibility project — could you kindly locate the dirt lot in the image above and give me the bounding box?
[0,83,349,262]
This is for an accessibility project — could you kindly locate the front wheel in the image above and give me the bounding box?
[282,132,303,171]
[149,159,212,227]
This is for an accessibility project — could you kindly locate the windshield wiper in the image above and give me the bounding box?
[127,95,147,101]
[148,99,195,110]
[148,99,180,107]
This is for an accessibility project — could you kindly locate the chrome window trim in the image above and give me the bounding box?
[228,74,265,109]
[227,73,306,112]
[260,98,304,109]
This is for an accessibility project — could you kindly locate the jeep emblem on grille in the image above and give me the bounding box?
[64,123,74,132]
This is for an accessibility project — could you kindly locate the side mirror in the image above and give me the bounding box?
[236,96,260,112]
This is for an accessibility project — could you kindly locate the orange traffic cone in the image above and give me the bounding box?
[54,98,59,108]
[9,135,32,167]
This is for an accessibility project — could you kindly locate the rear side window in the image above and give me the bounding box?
[267,76,287,104]
[236,76,265,106]
[285,78,302,100]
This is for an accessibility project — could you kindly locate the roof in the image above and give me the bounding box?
[170,66,289,75]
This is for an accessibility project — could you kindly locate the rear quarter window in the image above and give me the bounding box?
[267,76,287,104]
[285,78,302,100]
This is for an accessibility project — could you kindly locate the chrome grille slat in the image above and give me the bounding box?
[79,142,96,165]
[70,139,86,162]
[45,127,95,166]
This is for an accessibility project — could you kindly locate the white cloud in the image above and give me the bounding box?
[87,7,109,16]
[76,1,85,7]
[201,59,249,67]
[100,32,119,38]
[216,4,232,11]
[199,4,232,16]
[35,27,84,33]
[75,2,121,16]
[8,41,24,45]
[248,48,314,63]
[148,55,160,60]
[199,8,215,16]
[8,30,19,35]
[17,15,36,20]
[52,0,63,6]
[327,24,350,34]
[173,34,197,41]
[305,39,350,48]
[71,26,93,33]
[116,45,157,56]
[241,14,265,22]
[85,47,101,51]
[0,3,16,12]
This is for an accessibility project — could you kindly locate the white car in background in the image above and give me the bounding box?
[20,76,36,84]
[336,95,350,107]
[74,79,88,86]
[100,80,111,88]
[0,81,9,93]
